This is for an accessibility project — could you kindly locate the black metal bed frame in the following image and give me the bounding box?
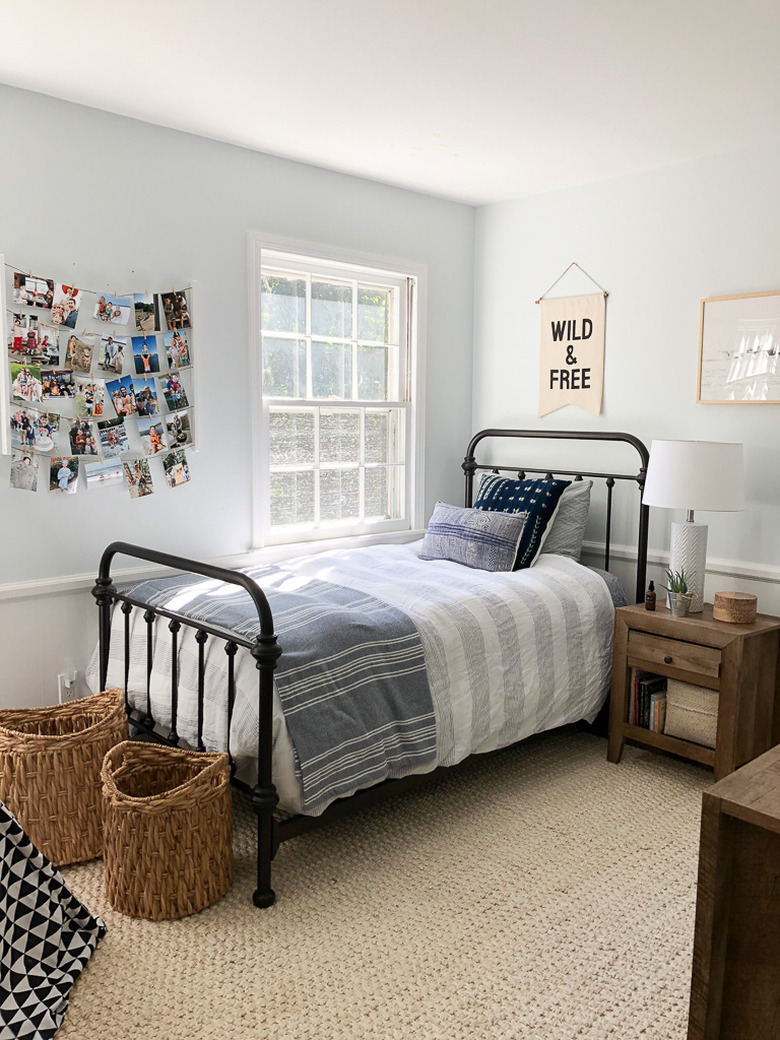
[92,428,649,908]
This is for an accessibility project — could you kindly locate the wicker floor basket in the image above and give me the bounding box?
[101,741,233,920]
[0,688,127,866]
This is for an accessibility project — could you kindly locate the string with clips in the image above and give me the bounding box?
[535,262,608,304]
[4,259,192,340]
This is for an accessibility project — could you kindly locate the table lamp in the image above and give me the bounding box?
[642,440,744,613]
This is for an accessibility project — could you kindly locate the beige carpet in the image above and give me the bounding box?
[59,729,710,1040]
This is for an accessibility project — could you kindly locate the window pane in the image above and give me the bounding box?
[262,337,306,397]
[365,409,390,463]
[357,346,388,400]
[320,468,359,522]
[320,410,360,464]
[364,467,389,519]
[261,273,305,334]
[358,285,392,343]
[270,470,315,526]
[311,340,352,398]
[269,410,314,466]
[312,280,352,338]
[365,466,403,520]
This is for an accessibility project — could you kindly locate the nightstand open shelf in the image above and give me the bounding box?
[607,602,780,780]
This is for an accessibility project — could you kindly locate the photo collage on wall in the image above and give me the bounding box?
[6,270,194,499]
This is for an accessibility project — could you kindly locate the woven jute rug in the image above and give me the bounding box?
[59,728,709,1040]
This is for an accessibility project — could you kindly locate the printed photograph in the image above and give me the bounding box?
[37,327,60,366]
[132,376,158,416]
[68,419,99,456]
[137,415,167,456]
[42,370,76,399]
[165,409,193,447]
[97,334,126,375]
[97,416,130,457]
[8,313,51,363]
[49,456,79,495]
[35,412,61,452]
[162,448,190,488]
[160,290,191,331]
[93,292,132,325]
[133,292,159,333]
[161,371,189,410]
[10,450,39,493]
[11,410,62,454]
[106,374,136,417]
[51,285,82,329]
[84,457,124,490]
[75,378,106,418]
[11,363,43,404]
[8,313,31,356]
[163,328,191,369]
[65,334,94,374]
[123,457,154,499]
[10,409,38,452]
[131,335,161,375]
[13,272,54,310]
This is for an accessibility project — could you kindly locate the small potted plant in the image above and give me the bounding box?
[662,567,693,617]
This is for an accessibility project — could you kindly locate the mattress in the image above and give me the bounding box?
[89,540,617,815]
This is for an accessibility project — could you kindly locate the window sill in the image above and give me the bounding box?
[225,529,424,570]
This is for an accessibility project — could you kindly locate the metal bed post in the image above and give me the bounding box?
[250,634,282,907]
[92,573,117,694]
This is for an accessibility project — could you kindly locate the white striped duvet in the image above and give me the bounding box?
[92,540,616,815]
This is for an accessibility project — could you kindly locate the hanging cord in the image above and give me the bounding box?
[535,262,608,304]
[4,259,192,298]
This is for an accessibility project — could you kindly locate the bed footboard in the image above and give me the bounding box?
[92,542,282,908]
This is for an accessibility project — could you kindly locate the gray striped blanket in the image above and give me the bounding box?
[120,568,436,814]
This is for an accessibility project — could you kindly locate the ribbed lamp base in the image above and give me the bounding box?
[669,521,707,613]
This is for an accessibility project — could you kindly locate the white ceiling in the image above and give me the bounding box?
[2,0,779,206]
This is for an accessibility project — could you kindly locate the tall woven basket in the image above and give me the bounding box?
[101,741,233,920]
[0,688,127,866]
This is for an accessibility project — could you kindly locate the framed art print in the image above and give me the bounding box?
[698,290,780,403]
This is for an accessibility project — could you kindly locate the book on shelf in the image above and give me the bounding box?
[648,689,667,733]
[629,668,667,730]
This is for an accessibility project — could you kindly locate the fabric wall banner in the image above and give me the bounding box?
[538,293,605,417]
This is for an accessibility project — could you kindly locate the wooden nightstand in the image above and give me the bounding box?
[607,602,780,780]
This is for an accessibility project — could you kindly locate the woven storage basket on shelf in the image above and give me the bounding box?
[101,741,233,920]
[0,688,127,866]
[664,679,719,749]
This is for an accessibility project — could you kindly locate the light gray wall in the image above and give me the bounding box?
[0,86,475,704]
[473,140,780,611]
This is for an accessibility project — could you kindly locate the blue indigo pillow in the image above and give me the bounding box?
[419,502,529,572]
[473,475,571,569]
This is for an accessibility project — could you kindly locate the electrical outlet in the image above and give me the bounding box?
[57,671,78,702]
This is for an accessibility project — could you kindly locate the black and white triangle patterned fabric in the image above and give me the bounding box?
[0,800,106,1040]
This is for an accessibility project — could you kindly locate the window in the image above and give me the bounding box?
[249,236,424,547]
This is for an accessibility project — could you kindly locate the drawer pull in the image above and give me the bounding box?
[664,655,673,664]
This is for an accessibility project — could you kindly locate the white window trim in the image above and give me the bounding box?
[247,232,427,550]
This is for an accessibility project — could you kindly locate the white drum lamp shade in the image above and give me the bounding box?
[642,440,744,612]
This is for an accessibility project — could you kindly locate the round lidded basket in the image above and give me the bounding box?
[101,741,233,920]
[0,688,127,866]
[713,591,757,624]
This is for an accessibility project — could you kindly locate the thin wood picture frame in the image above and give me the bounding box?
[698,290,780,404]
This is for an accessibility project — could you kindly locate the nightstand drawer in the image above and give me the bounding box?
[627,630,721,681]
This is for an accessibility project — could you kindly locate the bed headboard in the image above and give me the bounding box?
[462,429,650,604]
